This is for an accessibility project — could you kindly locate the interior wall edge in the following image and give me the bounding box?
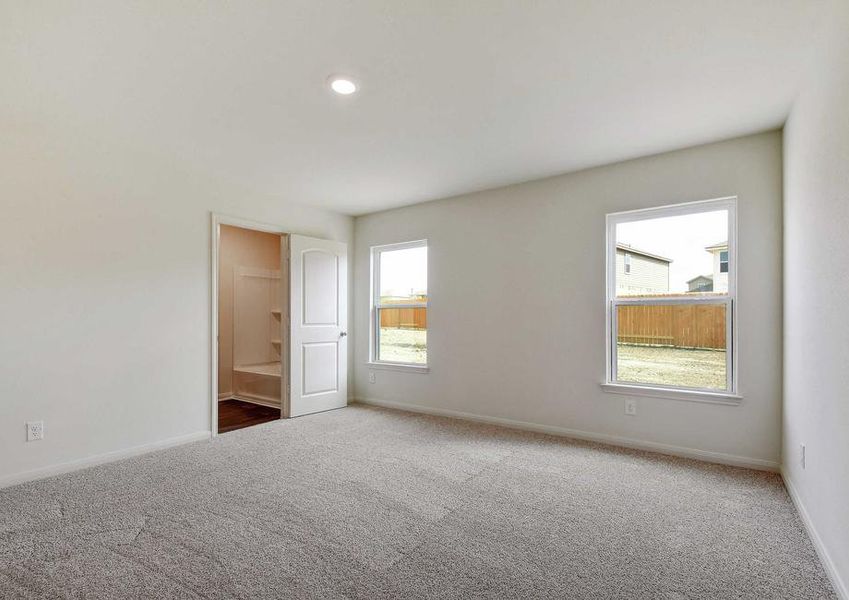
[353,398,780,473]
[782,472,849,600]
[781,0,849,592]
[352,128,782,221]
[0,431,212,491]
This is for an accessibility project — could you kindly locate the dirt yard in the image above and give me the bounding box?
[617,344,726,390]
[378,328,427,364]
[377,332,724,388]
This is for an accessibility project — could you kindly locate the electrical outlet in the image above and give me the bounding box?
[368,372,376,384]
[624,399,637,416]
[800,443,806,469]
[26,421,44,442]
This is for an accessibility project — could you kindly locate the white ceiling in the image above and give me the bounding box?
[1,1,833,215]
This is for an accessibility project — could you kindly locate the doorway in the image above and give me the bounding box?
[211,214,349,435]
[216,223,288,434]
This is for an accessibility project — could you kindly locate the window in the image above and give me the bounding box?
[371,240,428,367]
[605,198,737,399]
[719,250,729,273]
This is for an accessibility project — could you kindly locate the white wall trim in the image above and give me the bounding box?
[782,472,848,600]
[230,394,282,410]
[600,382,742,405]
[0,431,211,490]
[218,391,233,401]
[366,362,430,374]
[353,397,779,472]
[605,196,739,395]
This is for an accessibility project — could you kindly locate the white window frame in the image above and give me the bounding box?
[602,197,740,404]
[368,240,429,372]
[719,250,729,273]
[624,252,632,274]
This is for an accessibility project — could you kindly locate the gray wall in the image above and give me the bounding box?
[783,1,849,595]
[353,131,782,467]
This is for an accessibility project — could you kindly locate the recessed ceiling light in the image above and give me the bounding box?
[329,77,357,95]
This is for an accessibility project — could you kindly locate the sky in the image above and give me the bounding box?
[379,246,427,298]
[616,209,728,293]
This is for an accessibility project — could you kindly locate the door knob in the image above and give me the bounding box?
[339,331,347,337]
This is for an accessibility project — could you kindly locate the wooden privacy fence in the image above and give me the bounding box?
[617,304,726,350]
[378,302,725,349]
[379,307,427,330]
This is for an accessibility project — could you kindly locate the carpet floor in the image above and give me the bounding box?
[0,405,836,599]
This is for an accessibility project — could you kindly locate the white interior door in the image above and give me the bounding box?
[289,235,347,417]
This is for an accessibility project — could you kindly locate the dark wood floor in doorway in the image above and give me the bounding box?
[218,399,280,434]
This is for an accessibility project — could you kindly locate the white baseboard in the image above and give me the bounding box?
[782,472,847,600]
[231,394,281,410]
[0,430,212,490]
[218,391,232,401]
[353,397,780,472]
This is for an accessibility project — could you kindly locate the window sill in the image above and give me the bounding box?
[600,382,742,405]
[367,362,430,374]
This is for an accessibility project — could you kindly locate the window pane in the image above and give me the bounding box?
[379,246,427,304]
[378,308,427,364]
[615,210,728,297]
[616,303,727,390]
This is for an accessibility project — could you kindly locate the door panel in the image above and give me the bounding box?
[302,250,339,325]
[289,235,347,417]
[302,342,338,396]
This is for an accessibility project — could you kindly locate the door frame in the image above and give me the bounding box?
[210,212,290,437]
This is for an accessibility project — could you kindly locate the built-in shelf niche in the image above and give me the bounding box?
[232,266,282,406]
[233,362,281,377]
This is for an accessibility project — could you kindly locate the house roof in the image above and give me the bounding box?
[704,241,728,251]
[615,243,672,263]
[686,274,714,284]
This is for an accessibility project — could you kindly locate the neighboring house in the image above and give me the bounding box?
[687,274,714,292]
[704,241,729,292]
[615,243,671,294]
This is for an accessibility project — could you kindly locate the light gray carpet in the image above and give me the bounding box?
[0,405,836,599]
